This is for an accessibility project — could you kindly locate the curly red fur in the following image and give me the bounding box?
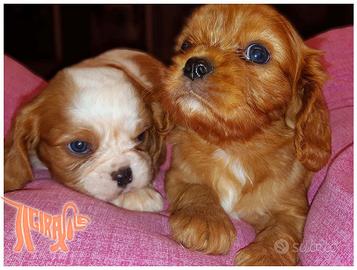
[158,4,331,265]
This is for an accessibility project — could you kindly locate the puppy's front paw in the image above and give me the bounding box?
[235,241,297,266]
[112,187,163,212]
[170,205,236,254]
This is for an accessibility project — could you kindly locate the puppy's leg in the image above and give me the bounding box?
[166,169,236,255]
[235,197,308,265]
[112,187,163,212]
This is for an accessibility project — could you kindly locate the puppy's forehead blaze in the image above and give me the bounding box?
[65,67,150,134]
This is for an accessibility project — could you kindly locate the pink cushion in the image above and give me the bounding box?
[4,56,47,136]
[4,26,353,266]
[299,26,353,266]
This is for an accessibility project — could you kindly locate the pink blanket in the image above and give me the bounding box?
[4,26,353,266]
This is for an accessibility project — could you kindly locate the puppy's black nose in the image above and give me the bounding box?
[183,57,213,80]
[111,167,133,187]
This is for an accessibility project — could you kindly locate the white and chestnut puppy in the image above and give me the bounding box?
[5,49,171,212]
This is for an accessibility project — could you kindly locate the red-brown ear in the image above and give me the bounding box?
[5,101,40,192]
[150,102,173,166]
[135,101,172,173]
[294,48,331,171]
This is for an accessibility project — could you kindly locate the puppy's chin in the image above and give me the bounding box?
[161,75,269,144]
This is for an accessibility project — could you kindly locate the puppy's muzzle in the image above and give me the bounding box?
[183,57,213,81]
[111,167,133,187]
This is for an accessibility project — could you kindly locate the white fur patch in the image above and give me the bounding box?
[179,96,205,113]
[111,187,163,212]
[213,149,251,217]
[213,149,250,186]
[67,67,142,135]
[216,178,238,216]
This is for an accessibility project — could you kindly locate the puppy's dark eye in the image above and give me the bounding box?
[68,140,91,155]
[136,131,146,143]
[244,43,270,64]
[180,40,192,52]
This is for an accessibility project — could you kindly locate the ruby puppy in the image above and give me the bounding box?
[159,5,331,265]
[5,49,171,212]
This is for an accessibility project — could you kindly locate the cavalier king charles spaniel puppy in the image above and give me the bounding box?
[5,49,171,212]
[159,5,331,265]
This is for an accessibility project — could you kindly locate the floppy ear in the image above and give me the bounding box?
[5,101,41,192]
[148,102,173,168]
[293,47,331,171]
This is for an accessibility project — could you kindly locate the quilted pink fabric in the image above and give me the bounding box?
[4,26,353,266]
[299,26,353,266]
